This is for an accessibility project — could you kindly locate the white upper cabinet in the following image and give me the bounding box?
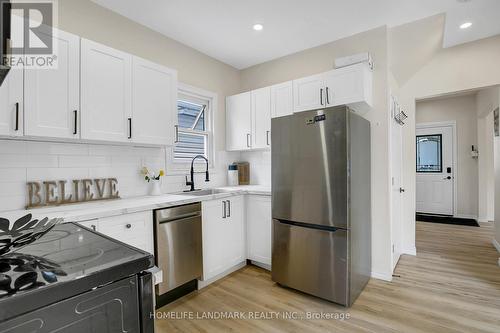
[323,63,373,113]
[271,81,293,119]
[292,73,325,113]
[0,67,23,137]
[293,63,373,114]
[24,30,80,139]
[226,92,252,151]
[252,87,271,149]
[132,57,177,145]
[81,39,132,142]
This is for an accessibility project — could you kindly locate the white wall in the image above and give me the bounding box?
[396,33,500,254]
[416,94,478,218]
[239,26,393,280]
[239,151,271,186]
[495,135,500,245]
[476,86,499,222]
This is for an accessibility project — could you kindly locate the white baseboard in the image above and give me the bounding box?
[492,239,500,254]
[197,261,246,289]
[371,271,393,282]
[249,260,271,271]
[403,246,417,256]
[454,214,478,220]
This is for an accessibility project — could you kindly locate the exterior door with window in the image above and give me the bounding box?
[416,125,454,215]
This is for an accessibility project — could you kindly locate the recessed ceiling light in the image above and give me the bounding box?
[253,24,263,31]
[460,22,472,29]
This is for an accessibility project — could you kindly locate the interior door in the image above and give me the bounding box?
[416,125,454,215]
[24,29,80,139]
[226,92,252,151]
[391,103,403,269]
[252,87,271,149]
[81,39,132,142]
[132,57,177,145]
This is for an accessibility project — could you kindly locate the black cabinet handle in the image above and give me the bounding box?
[15,102,19,131]
[320,88,324,105]
[326,87,330,104]
[128,118,132,139]
[73,110,77,135]
[222,201,226,219]
[226,200,231,217]
[174,125,179,143]
[126,223,131,229]
[266,130,270,146]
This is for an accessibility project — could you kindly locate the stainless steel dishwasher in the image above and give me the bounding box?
[154,202,203,297]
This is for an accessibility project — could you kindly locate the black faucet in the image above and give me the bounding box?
[185,155,209,191]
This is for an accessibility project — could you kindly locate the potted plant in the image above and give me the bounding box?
[141,167,165,196]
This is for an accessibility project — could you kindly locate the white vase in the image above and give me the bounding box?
[150,180,162,196]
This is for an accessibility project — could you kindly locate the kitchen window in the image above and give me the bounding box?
[168,84,216,171]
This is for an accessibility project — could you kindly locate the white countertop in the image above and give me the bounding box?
[1,185,270,223]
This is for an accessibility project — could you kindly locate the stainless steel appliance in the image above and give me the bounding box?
[154,203,203,305]
[0,0,11,86]
[271,105,371,307]
[0,222,155,332]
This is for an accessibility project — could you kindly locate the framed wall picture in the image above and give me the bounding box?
[495,108,499,137]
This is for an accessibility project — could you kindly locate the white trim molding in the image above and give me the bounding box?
[371,271,393,282]
[403,246,417,256]
[492,238,500,254]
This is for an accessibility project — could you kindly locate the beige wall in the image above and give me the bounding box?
[240,27,393,279]
[396,33,500,253]
[416,94,478,218]
[58,0,241,153]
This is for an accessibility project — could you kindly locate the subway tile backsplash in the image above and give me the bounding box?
[0,140,237,212]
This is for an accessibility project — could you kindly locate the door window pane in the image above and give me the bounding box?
[416,134,442,172]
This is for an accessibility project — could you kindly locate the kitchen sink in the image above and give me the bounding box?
[178,189,229,196]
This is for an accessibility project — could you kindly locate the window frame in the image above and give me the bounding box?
[416,134,443,173]
[166,83,217,173]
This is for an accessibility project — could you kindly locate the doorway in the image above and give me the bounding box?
[416,122,456,216]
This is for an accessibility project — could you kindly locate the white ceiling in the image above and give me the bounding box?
[92,0,500,69]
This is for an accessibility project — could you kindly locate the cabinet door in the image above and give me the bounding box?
[292,73,324,113]
[251,87,271,149]
[226,92,252,151]
[0,67,23,137]
[246,195,272,266]
[24,30,80,139]
[271,81,293,119]
[225,196,246,266]
[132,57,177,145]
[81,39,132,142]
[97,212,154,254]
[201,199,228,280]
[323,63,373,112]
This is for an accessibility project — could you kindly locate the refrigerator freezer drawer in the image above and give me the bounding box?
[271,219,349,305]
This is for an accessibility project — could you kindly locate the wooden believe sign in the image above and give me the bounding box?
[26,178,120,209]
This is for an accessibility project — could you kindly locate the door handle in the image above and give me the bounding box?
[320,88,324,105]
[174,125,179,143]
[222,200,227,219]
[266,130,270,146]
[73,110,78,135]
[444,176,452,180]
[246,133,251,148]
[325,87,330,104]
[226,200,231,217]
[15,102,19,131]
[399,187,405,193]
[128,118,132,139]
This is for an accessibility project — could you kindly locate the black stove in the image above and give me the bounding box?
[0,222,155,332]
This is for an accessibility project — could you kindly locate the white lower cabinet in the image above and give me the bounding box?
[78,211,154,254]
[246,195,272,267]
[201,195,245,281]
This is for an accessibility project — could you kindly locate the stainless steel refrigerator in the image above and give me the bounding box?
[271,105,371,307]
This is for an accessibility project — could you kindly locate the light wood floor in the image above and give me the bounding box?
[156,222,500,332]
